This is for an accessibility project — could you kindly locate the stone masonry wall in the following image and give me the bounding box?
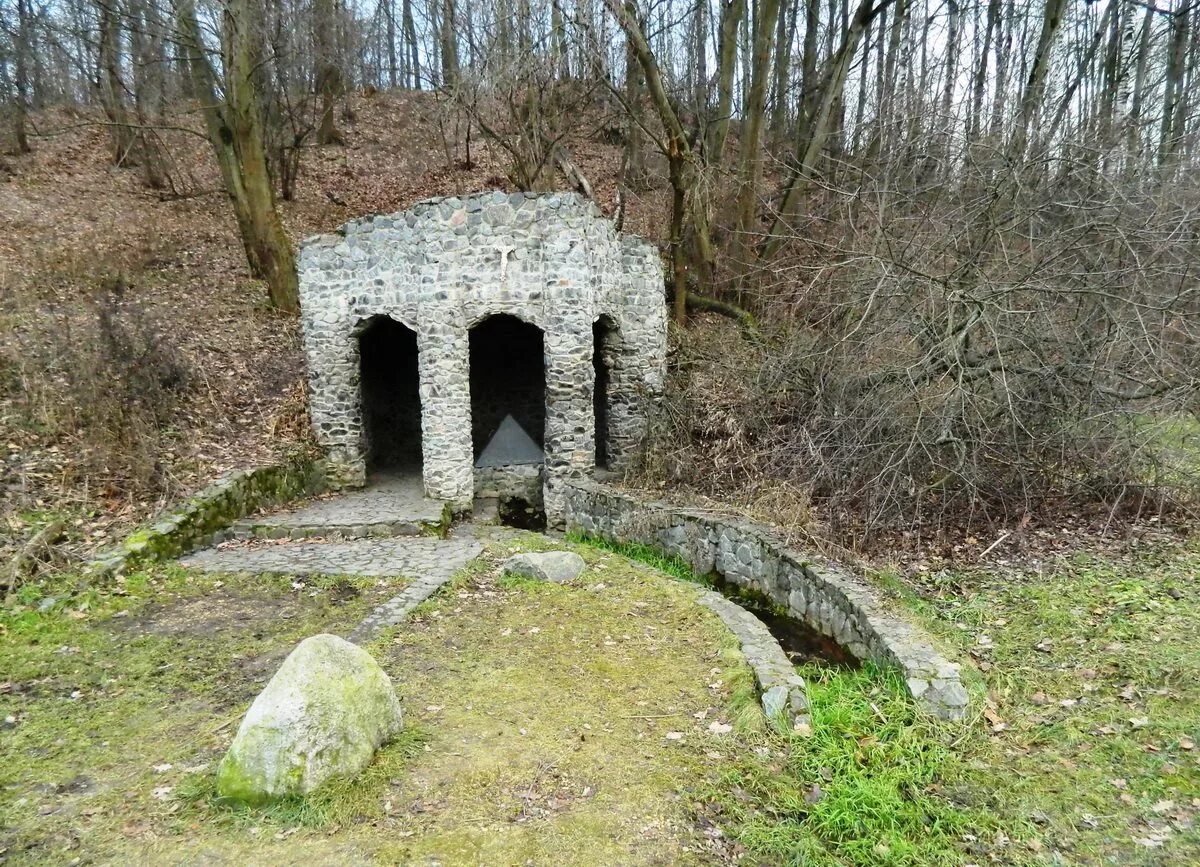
[89,457,325,577]
[563,480,970,720]
[298,192,666,525]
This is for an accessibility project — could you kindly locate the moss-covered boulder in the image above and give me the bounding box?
[217,634,402,803]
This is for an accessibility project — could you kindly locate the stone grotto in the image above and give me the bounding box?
[297,191,667,525]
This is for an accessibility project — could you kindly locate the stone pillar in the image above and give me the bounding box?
[418,319,473,509]
[606,240,666,471]
[307,308,366,489]
[542,242,597,526]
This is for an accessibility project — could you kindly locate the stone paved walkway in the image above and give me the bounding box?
[228,472,447,539]
[180,534,483,579]
[179,522,526,643]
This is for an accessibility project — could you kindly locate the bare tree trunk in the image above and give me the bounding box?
[851,9,872,156]
[692,0,706,114]
[705,0,746,164]
[129,0,168,188]
[733,0,783,244]
[605,0,714,321]
[1184,4,1200,164]
[315,0,343,144]
[770,0,797,143]
[669,168,688,324]
[8,0,33,153]
[176,0,299,311]
[623,30,646,188]
[967,0,999,147]
[1039,0,1114,155]
[1159,5,1191,168]
[403,0,419,88]
[551,0,569,79]
[766,0,896,254]
[1097,0,1123,150]
[936,0,959,167]
[440,0,460,89]
[988,0,1013,144]
[796,0,820,148]
[879,0,905,158]
[96,0,136,165]
[1127,4,1153,157]
[386,0,397,88]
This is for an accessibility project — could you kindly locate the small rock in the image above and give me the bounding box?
[503,551,586,584]
[761,685,789,719]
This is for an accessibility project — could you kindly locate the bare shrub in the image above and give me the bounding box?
[2,275,191,500]
[644,155,1200,544]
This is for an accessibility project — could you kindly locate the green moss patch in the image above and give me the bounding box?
[9,528,1195,865]
[1,539,759,864]
[357,544,751,865]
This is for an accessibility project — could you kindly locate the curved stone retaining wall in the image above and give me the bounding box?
[696,588,811,728]
[563,481,969,720]
[89,458,325,577]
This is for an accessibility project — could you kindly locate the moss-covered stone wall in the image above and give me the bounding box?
[89,456,326,576]
[563,479,970,721]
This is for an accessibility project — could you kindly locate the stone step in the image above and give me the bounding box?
[221,517,441,542]
[472,496,500,525]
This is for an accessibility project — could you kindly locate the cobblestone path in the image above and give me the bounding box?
[180,534,482,579]
[177,474,511,640]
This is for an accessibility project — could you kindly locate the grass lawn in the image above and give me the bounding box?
[584,534,1200,865]
[1,533,1197,865]
[1,538,758,864]
[884,538,1200,864]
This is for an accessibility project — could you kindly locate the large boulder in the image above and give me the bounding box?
[217,634,402,803]
[503,551,586,584]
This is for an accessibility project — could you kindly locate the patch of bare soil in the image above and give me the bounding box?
[108,590,308,639]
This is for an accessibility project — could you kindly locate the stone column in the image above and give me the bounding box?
[541,240,596,526]
[309,313,367,489]
[606,240,666,472]
[417,318,473,509]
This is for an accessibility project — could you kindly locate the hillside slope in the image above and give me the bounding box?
[0,91,665,558]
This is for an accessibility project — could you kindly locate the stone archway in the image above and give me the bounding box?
[298,191,668,522]
[468,313,547,526]
[468,314,546,459]
[358,316,421,473]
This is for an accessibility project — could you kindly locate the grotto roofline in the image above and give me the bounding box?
[299,189,649,252]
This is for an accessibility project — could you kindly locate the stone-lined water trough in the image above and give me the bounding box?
[563,480,970,720]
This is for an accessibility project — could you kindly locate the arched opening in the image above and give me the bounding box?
[469,314,546,529]
[468,314,545,458]
[358,316,421,473]
[593,315,618,470]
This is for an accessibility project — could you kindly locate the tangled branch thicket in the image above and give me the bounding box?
[645,145,1200,542]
